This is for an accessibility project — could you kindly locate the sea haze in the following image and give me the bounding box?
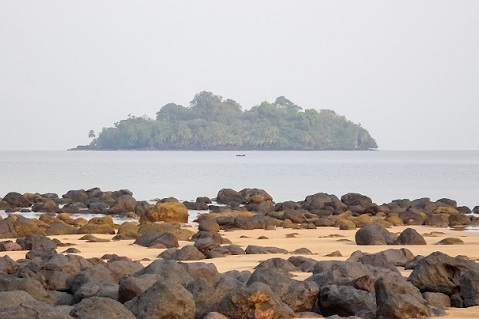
[0,150,478,209]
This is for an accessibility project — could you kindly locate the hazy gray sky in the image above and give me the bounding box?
[1,1,478,150]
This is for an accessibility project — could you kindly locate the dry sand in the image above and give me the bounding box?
[1,224,479,318]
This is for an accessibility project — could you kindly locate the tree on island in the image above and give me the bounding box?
[77,91,378,151]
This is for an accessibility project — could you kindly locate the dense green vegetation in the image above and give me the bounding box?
[80,91,378,150]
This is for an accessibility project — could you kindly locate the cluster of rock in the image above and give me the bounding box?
[0,187,478,318]
[0,229,478,319]
[0,187,477,236]
[200,188,479,231]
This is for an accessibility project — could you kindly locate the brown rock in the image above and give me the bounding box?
[78,224,116,235]
[436,237,465,245]
[141,202,188,223]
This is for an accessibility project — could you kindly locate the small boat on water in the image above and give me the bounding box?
[236,153,246,157]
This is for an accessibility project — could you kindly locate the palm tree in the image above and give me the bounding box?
[88,130,96,139]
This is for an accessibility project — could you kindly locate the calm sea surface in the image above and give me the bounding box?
[0,150,478,209]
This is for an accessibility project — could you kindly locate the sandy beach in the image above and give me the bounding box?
[1,224,478,318]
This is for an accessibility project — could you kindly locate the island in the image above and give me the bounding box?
[73,91,378,151]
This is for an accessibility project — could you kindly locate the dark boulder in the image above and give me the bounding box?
[318,284,376,319]
[105,258,144,282]
[394,227,427,245]
[348,248,414,270]
[234,215,278,230]
[244,201,276,213]
[408,251,479,295]
[399,209,425,225]
[0,255,18,274]
[2,192,32,208]
[341,193,373,212]
[26,248,58,261]
[223,245,245,255]
[72,282,119,303]
[216,281,295,319]
[459,270,479,307]
[354,224,395,245]
[247,267,319,312]
[216,188,243,205]
[132,259,193,286]
[108,195,137,215]
[375,273,430,319]
[245,245,288,254]
[125,281,196,319]
[240,188,273,204]
[133,231,179,248]
[32,198,59,212]
[287,256,319,272]
[0,272,51,303]
[159,245,206,261]
[62,189,89,204]
[301,193,346,212]
[71,265,116,293]
[16,234,57,250]
[70,296,135,319]
[187,276,242,318]
[255,258,298,272]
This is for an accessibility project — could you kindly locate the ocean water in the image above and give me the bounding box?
[0,150,478,209]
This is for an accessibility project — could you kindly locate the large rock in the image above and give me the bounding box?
[354,224,395,245]
[234,215,278,230]
[125,281,196,319]
[0,217,18,238]
[341,193,373,213]
[0,299,74,319]
[394,228,427,245]
[62,189,89,204]
[247,267,319,312]
[245,245,288,254]
[71,265,116,293]
[240,188,273,204]
[216,188,243,204]
[217,281,295,319]
[141,202,188,223]
[375,273,430,319]
[13,216,46,237]
[73,282,119,303]
[159,245,205,261]
[32,198,59,212]
[16,234,57,250]
[301,193,347,212]
[109,195,137,215]
[187,276,242,318]
[459,270,479,307]
[318,284,376,319]
[70,296,135,319]
[2,192,32,208]
[0,273,51,303]
[408,251,479,295]
[133,231,179,248]
[348,248,414,269]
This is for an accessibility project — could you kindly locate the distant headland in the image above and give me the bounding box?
[72,91,378,151]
